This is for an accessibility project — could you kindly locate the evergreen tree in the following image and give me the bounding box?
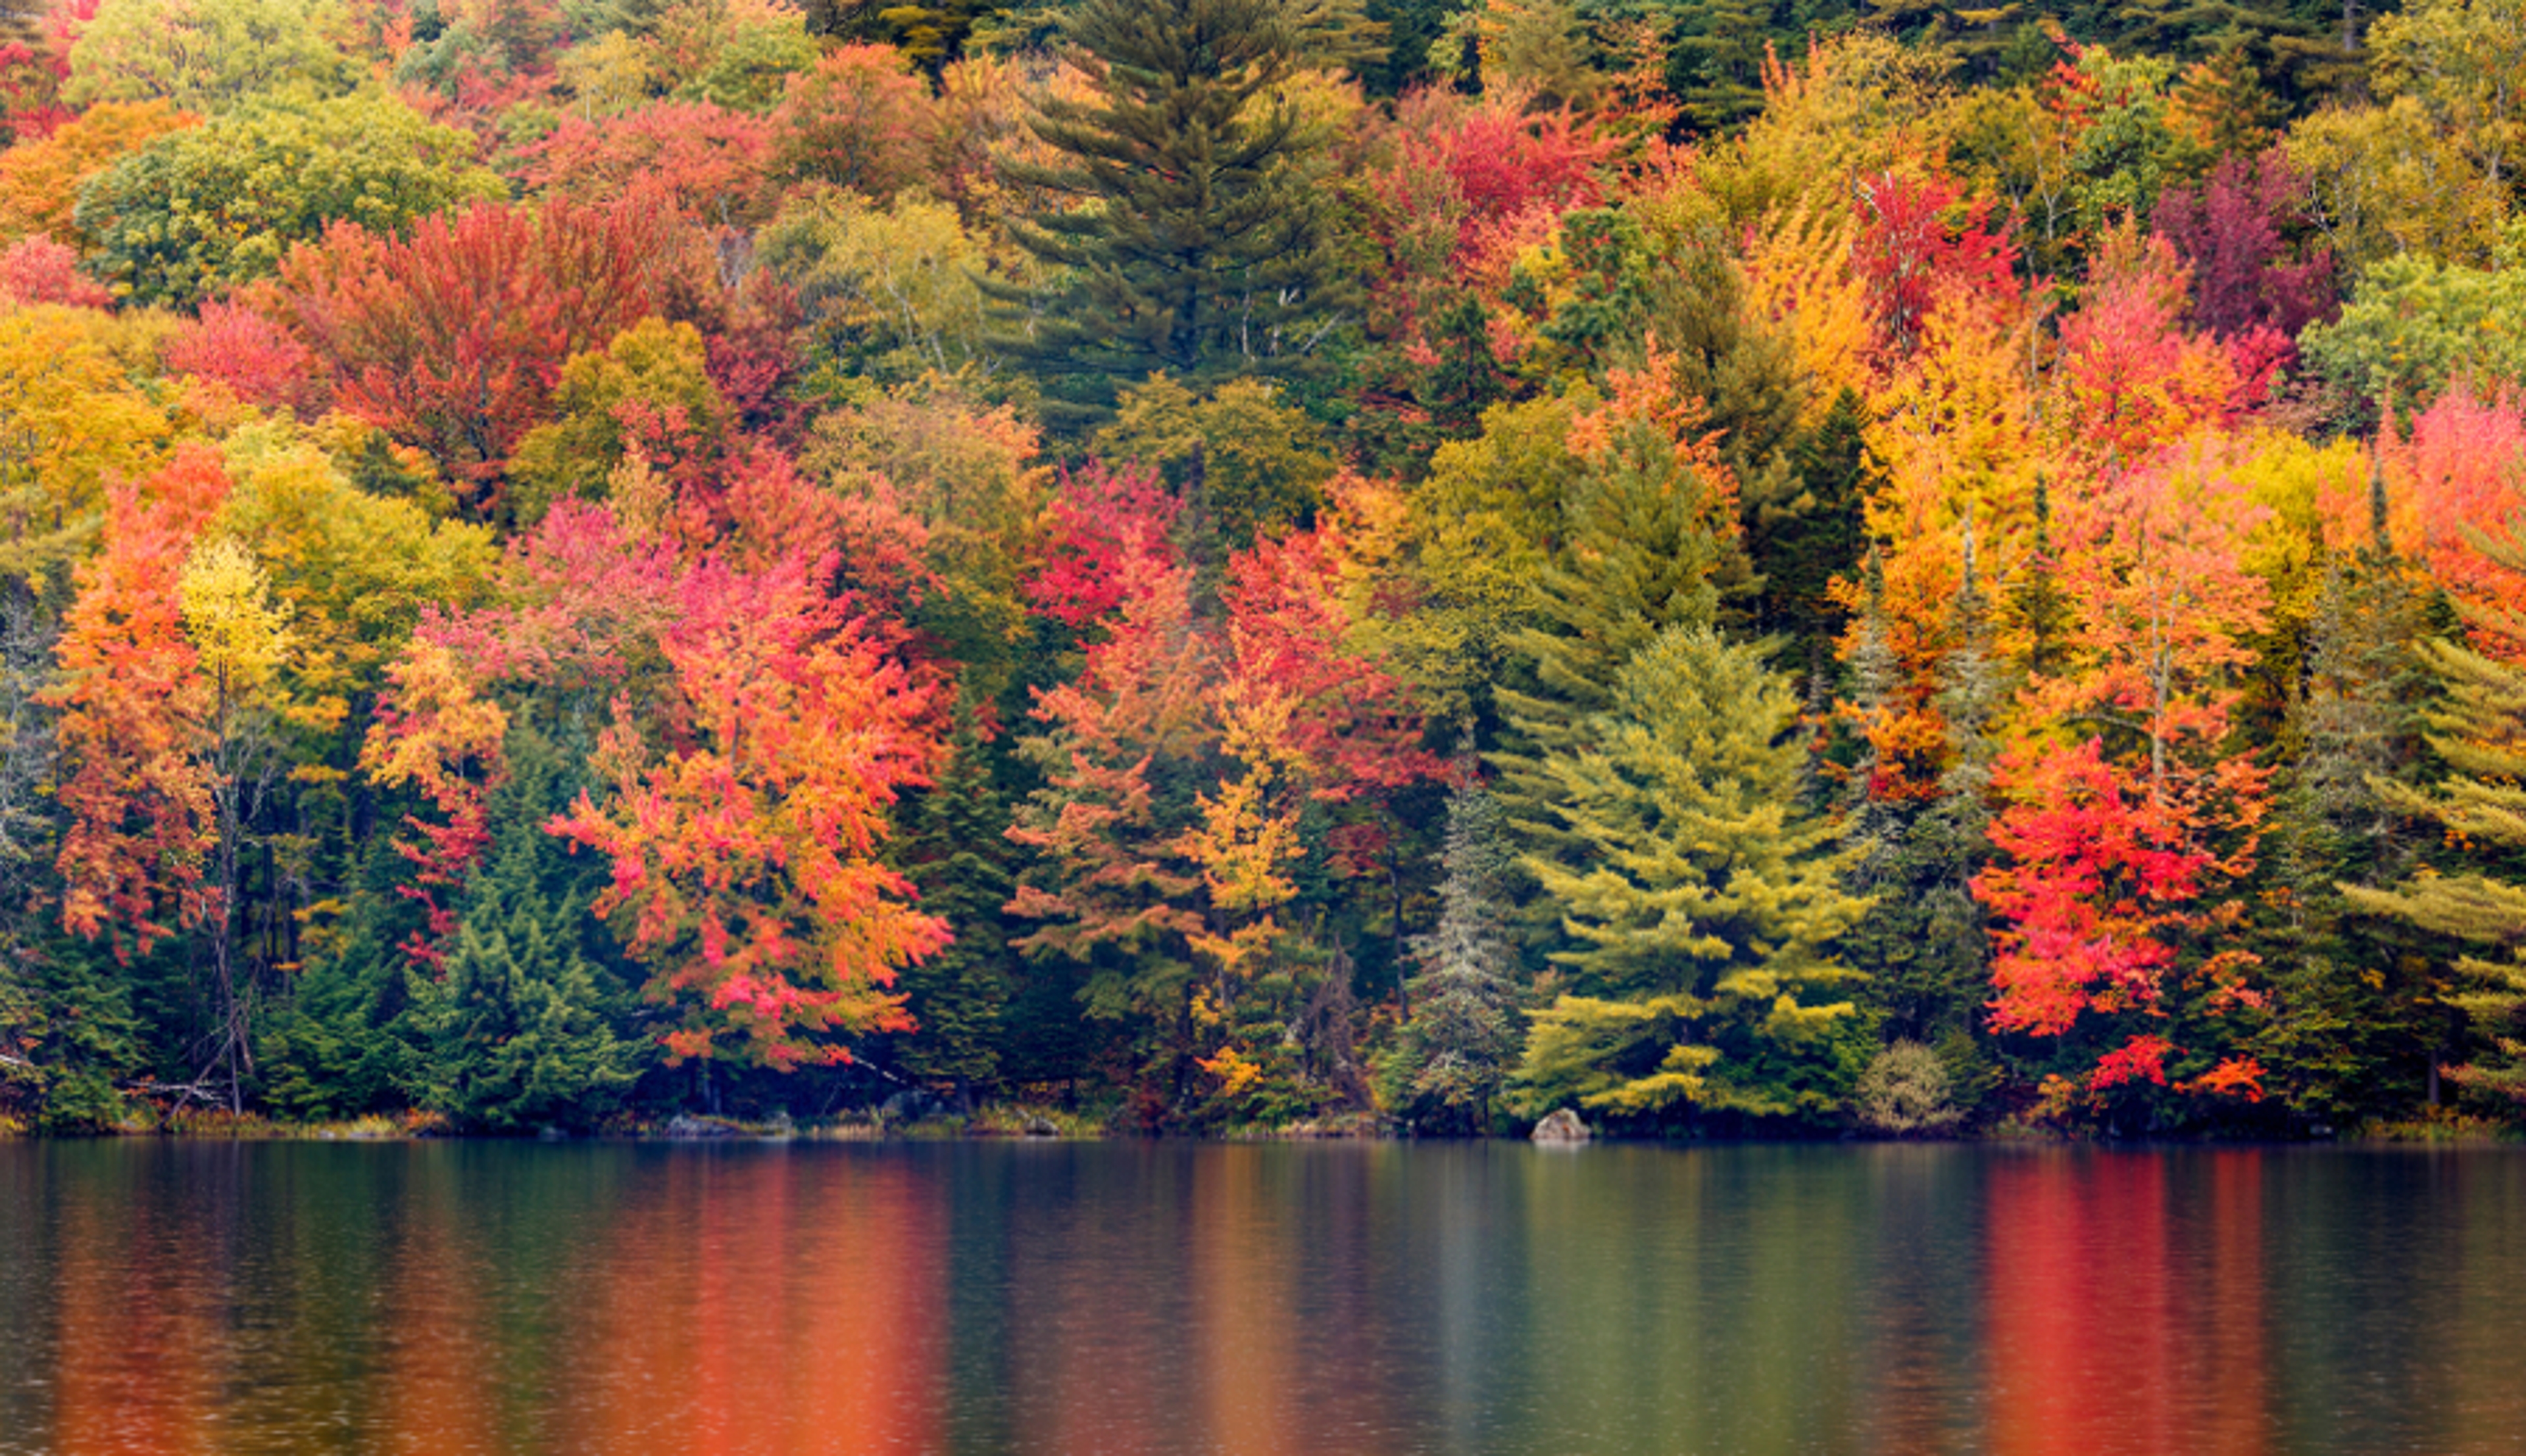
[402,743,642,1133]
[887,699,1016,1107]
[990,0,1361,427]
[2342,519,2526,1107]
[1850,527,2009,1112]
[2252,483,2442,1122]
[1490,416,1731,848]
[253,838,427,1121]
[1379,765,1525,1132]
[1756,389,1871,684]
[1509,626,1869,1125]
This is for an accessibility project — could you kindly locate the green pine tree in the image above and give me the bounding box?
[2251,481,2443,1123]
[2341,523,2526,1111]
[1508,625,1870,1125]
[989,0,1362,427]
[1490,415,1732,849]
[1378,766,1525,1132]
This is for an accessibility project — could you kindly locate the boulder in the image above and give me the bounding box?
[1022,1115,1060,1138]
[1531,1108,1590,1144]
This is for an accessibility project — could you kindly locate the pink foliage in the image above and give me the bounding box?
[164,300,328,417]
[2387,385,2526,651]
[2055,231,2254,464]
[0,235,108,308]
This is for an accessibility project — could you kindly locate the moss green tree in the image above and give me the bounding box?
[1510,625,1868,1125]
[74,88,502,308]
[1378,767,1525,1132]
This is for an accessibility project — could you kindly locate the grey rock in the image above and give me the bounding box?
[1530,1108,1591,1144]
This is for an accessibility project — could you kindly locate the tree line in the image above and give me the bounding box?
[2,0,2524,1138]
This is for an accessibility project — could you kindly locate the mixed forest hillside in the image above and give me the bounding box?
[1,0,2523,1138]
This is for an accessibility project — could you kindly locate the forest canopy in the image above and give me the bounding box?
[2,0,2524,1140]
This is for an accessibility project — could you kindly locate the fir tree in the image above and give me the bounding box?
[1509,625,1869,1125]
[404,824,641,1133]
[1379,765,1525,1133]
[887,699,1016,1107]
[989,0,1362,427]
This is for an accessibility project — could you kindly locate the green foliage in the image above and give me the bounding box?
[760,187,999,387]
[1378,769,1525,1133]
[403,802,643,1134]
[2342,521,2526,1108]
[1509,626,1868,1125]
[1091,374,1339,551]
[507,318,730,522]
[74,88,503,308]
[2303,226,2526,412]
[66,0,362,113]
[989,0,1362,426]
[1490,416,1731,849]
[886,700,1016,1093]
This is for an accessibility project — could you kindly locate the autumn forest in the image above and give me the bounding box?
[0,0,2522,1142]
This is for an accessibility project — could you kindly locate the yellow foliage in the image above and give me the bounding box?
[180,535,293,698]
[215,423,496,725]
[1740,198,1875,419]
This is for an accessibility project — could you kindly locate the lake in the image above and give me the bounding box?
[2,1140,2522,1453]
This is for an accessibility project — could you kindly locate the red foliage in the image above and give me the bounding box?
[274,197,668,517]
[1222,489,1439,802]
[46,446,231,959]
[0,235,108,308]
[1024,461,1181,628]
[550,546,951,1069]
[364,500,685,963]
[1853,170,2018,358]
[1004,523,1217,959]
[1364,87,1608,335]
[767,44,938,201]
[2152,148,2337,352]
[515,101,774,226]
[1976,738,2208,1039]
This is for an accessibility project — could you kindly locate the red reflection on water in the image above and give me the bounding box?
[49,1185,219,1455]
[558,1152,946,1455]
[377,1178,502,1455]
[1983,1151,2267,1456]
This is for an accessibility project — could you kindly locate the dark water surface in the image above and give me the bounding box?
[2,1140,2523,1454]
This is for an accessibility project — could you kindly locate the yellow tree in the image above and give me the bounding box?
[179,535,295,1111]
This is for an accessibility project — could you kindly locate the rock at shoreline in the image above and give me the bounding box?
[1022,1115,1060,1138]
[1531,1109,1590,1144]
[661,1113,737,1139]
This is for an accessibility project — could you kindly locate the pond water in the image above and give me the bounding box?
[2,1140,2523,1454]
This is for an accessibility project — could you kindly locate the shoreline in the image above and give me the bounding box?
[6,1111,2518,1148]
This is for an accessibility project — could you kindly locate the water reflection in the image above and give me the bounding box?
[3,1142,2523,1454]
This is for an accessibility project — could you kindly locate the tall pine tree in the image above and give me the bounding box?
[2342,519,2526,1107]
[991,0,1361,426]
[1510,626,1869,1126]
[1379,764,1525,1132]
